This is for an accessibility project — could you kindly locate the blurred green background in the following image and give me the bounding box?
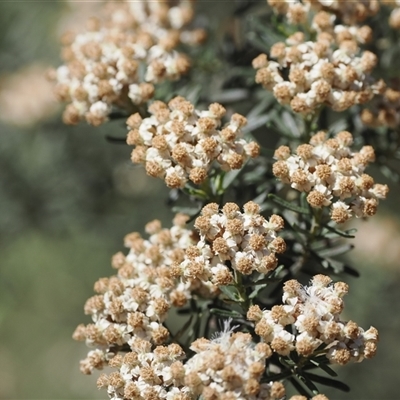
[0,2,399,399]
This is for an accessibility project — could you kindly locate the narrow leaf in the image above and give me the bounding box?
[243,114,271,133]
[268,110,293,136]
[323,224,357,238]
[329,118,349,134]
[249,284,267,299]
[219,285,244,302]
[311,250,360,277]
[342,263,360,277]
[317,243,354,257]
[272,264,286,277]
[326,258,359,277]
[298,374,320,395]
[303,372,350,392]
[309,360,338,377]
[283,221,306,245]
[282,111,301,138]
[300,192,308,211]
[246,31,272,52]
[176,308,192,315]
[209,308,243,318]
[210,89,249,103]
[289,377,313,398]
[246,94,274,120]
[268,194,310,215]
[279,356,295,367]
[318,363,339,377]
[293,223,312,235]
[223,169,243,190]
[251,191,268,207]
[185,84,202,104]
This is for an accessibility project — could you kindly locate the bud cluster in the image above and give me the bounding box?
[248,275,379,365]
[267,0,379,26]
[253,33,384,114]
[96,340,189,400]
[187,202,286,284]
[184,330,283,400]
[51,0,204,125]
[72,214,209,375]
[272,131,389,223]
[127,97,260,189]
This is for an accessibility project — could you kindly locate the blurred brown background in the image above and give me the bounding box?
[0,2,399,399]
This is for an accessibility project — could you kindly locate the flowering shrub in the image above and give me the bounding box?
[49,0,400,398]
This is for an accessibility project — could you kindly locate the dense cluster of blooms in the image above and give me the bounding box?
[127,97,260,188]
[361,84,400,128]
[95,325,331,400]
[72,202,287,376]
[267,0,379,25]
[272,130,389,223]
[253,32,384,114]
[184,329,284,400]
[96,340,190,400]
[310,14,373,45]
[50,0,204,125]
[267,0,400,39]
[248,274,379,365]
[71,208,380,399]
[187,201,286,283]
[72,214,214,375]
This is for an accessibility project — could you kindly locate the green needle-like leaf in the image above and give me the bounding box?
[219,285,245,302]
[290,377,314,398]
[303,372,350,392]
[268,194,310,215]
[323,224,357,238]
[309,360,338,377]
[298,373,320,395]
[209,308,243,318]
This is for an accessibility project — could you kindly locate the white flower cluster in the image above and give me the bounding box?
[253,33,384,114]
[178,202,286,286]
[73,214,213,375]
[310,12,373,44]
[51,0,204,125]
[272,131,389,223]
[127,97,260,189]
[361,85,400,128]
[184,329,285,400]
[97,340,190,400]
[267,0,379,25]
[248,274,379,365]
